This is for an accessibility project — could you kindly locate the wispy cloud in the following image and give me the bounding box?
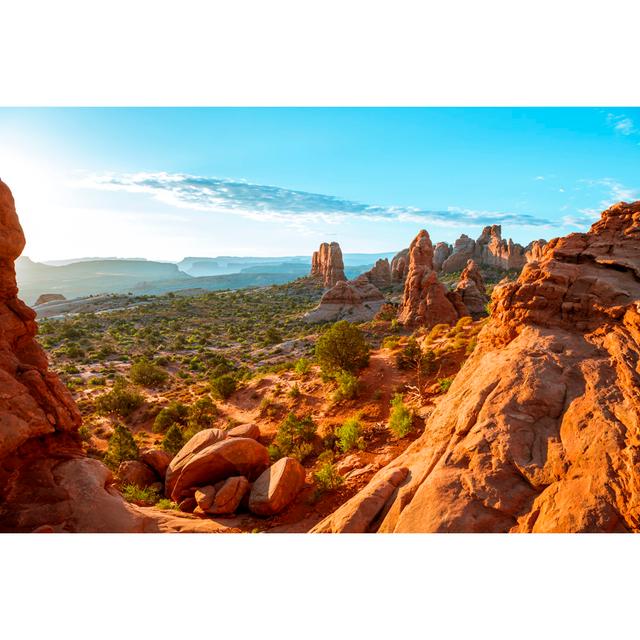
[74,171,554,229]
[582,177,638,203]
[606,113,636,136]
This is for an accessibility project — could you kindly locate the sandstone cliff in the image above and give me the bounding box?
[313,201,640,533]
[310,242,346,287]
[362,258,392,288]
[0,181,222,532]
[440,225,531,274]
[390,248,409,283]
[454,259,488,317]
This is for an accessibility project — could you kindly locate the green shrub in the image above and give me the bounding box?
[315,320,370,375]
[313,462,344,493]
[153,401,189,433]
[294,357,311,376]
[332,370,360,402]
[104,424,139,469]
[381,336,400,349]
[288,384,301,399]
[187,396,217,431]
[96,378,144,417]
[388,394,413,438]
[336,415,364,453]
[78,423,92,443]
[121,483,160,506]
[129,358,168,387]
[270,412,317,461]
[162,424,185,456]
[210,373,237,400]
[155,498,179,510]
[438,377,454,393]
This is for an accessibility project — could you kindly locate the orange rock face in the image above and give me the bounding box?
[455,259,488,316]
[362,258,392,288]
[0,181,225,533]
[315,201,640,533]
[390,248,409,283]
[397,230,466,327]
[310,242,346,287]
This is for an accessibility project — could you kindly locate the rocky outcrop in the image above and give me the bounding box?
[314,201,640,533]
[117,460,158,489]
[440,225,532,274]
[249,457,306,516]
[433,242,452,272]
[362,258,392,288]
[34,293,66,306]
[195,476,250,515]
[525,239,547,263]
[167,437,269,502]
[304,274,385,323]
[0,181,229,532]
[227,423,261,440]
[440,234,475,273]
[454,259,488,316]
[390,248,409,283]
[310,242,346,287]
[397,230,466,327]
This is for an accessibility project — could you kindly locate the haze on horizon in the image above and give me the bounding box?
[0,107,638,263]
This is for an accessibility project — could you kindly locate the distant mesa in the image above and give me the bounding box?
[34,293,66,306]
[309,241,346,287]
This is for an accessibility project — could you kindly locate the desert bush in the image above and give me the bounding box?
[153,401,188,433]
[315,320,370,375]
[381,335,400,350]
[130,358,168,387]
[210,373,237,400]
[104,424,139,469]
[288,384,301,399]
[387,394,413,438]
[78,423,92,443]
[438,377,454,393]
[332,370,360,402]
[121,484,160,506]
[155,498,179,510]
[187,396,217,431]
[313,461,344,493]
[162,423,185,456]
[269,412,317,461]
[96,378,144,418]
[294,357,311,376]
[336,415,364,453]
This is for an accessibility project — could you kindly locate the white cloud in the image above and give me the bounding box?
[581,177,638,203]
[74,171,554,229]
[607,113,636,136]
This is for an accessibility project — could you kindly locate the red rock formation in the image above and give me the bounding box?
[397,230,465,327]
[304,274,385,323]
[440,226,532,274]
[362,258,391,288]
[0,181,227,532]
[455,259,488,316]
[313,201,640,533]
[390,248,409,283]
[433,242,452,272]
[525,239,547,263]
[310,242,346,287]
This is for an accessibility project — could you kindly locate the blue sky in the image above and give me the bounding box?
[0,107,638,261]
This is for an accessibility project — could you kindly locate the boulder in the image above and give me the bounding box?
[169,437,270,502]
[249,457,306,516]
[227,423,261,440]
[140,448,172,478]
[165,428,228,497]
[194,485,217,511]
[117,460,158,489]
[208,476,250,515]
[309,242,346,287]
